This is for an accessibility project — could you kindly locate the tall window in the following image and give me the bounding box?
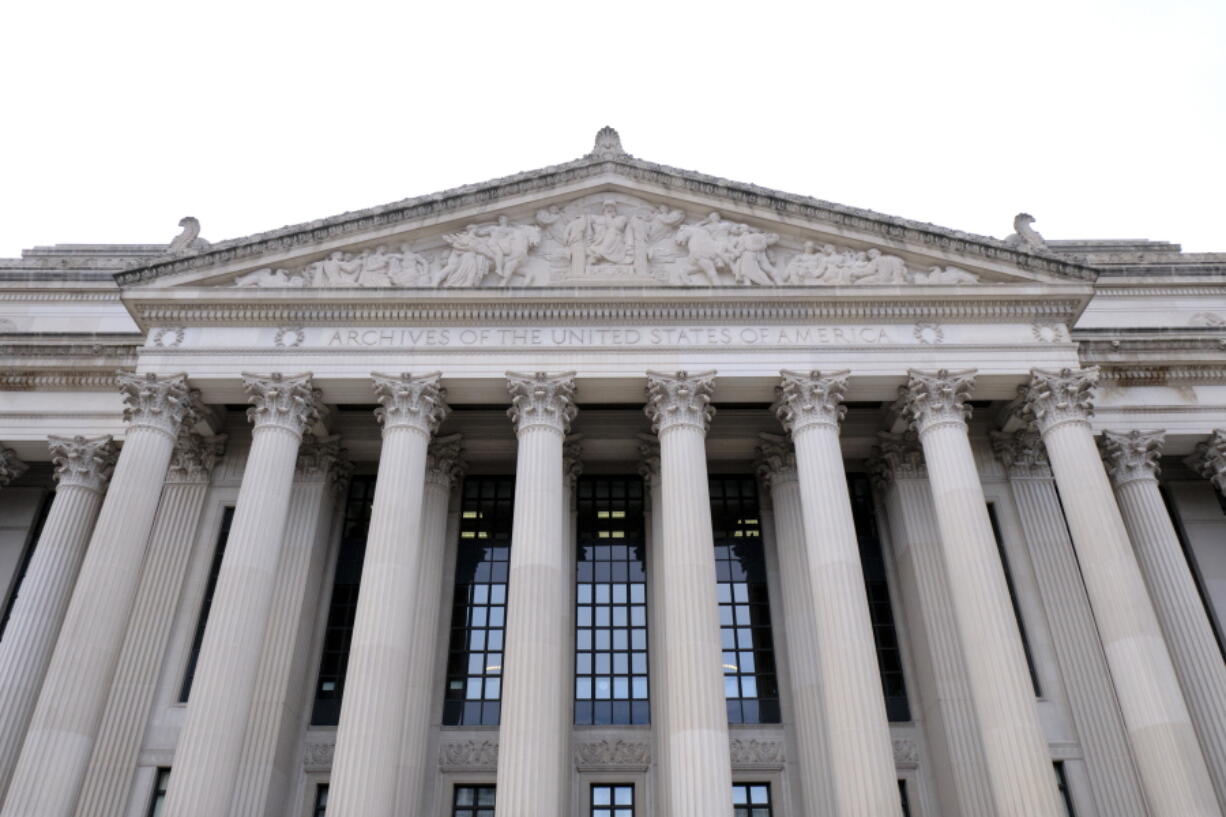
[591,783,634,817]
[313,784,328,817]
[311,475,376,725]
[1055,762,1076,816]
[575,476,649,726]
[1160,485,1226,659]
[986,503,1041,696]
[180,507,234,701]
[731,783,773,817]
[898,779,911,817]
[443,477,514,726]
[146,768,170,817]
[0,489,53,639]
[452,785,496,817]
[711,476,780,724]
[848,473,911,721]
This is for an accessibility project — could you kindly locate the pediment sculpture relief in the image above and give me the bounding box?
[232,196,980,289]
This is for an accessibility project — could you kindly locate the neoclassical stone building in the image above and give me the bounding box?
[1,129,1225,817]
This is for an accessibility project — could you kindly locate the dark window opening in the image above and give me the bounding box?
[591,783,634,817]
[731,782,773,817]
[575,476,649,725]
[453,784,496,817]
[1055,761,1076,816]
[899,779,911,817]
[180,506,234,702]
[442,477,514,726]
[0,488,54,640]
[146,767,170,817]
[1160,484,1226,660]
[313,783,328,817]
[987,503,1041,696]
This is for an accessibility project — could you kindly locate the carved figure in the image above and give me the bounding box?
[388,243,430,286]
[913,265,980,284]
[629,204,684,277]
[587,201,632,266]
[234,268,305,287]
[477,216,541,283]
[1004,213,1046,252]
[315,251,362,286]
[848,248,908,284]
[729,226,780,285]
[167,216,211,253]
[674,213,740,285]
[438,226,496,287]
[356,245,395,287]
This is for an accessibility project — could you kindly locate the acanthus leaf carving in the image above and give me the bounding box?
[506,371,577,435]
[574,738,650,769]
[0,446,28,487]
[1019,366,1098,435]
[645,370,716,435]
[371,372,449,436]
[167,432,227,484]
[989,430,1052,479]
[902,369,976,436]
[439,739,498,770]
[48,435,118,493]
[729,737,785,767]
[755,432,798,489]
[425,432,467,488]
[243,372,323,438]
[774,370,849,436]
[1099,429,1164,486]
[117,372,197,440]
[1185,430,1226,493]
[868,431,926,489]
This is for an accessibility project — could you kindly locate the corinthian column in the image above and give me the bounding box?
[2,373,196,817]
[495,371,577,817]
[902,369,1065,817]
[328,373,448,817]
[393,433,466,817]
[1099,428,1226,806]
[0,435,116,802]
[755,434,835,817]
[639,434,672,817]
[161,373,324,817]
[774,371,901,816]
[0,446,27,487]
[1020,367,1218,817]
[644,370,733,817]
[76,432,226,817]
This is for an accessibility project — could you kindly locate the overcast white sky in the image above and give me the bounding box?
[1,0,1222,258]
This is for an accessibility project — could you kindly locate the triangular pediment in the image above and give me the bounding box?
[115,129,1096,292]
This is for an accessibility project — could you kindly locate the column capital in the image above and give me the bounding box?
[1020,366,1099,435]
[564,434,584,491]
[1099,430,1164,487]
[755,432,798,489]
[1186,429,1226,492]
[372,372,449,436]
[47,435,118,494]
[774,370,848,436]
[243,372,324,438]
[867,431,925,489]
[644,370,716,435]
[118,372,198,440]
[636,433,660,484]
[902,369,976,436]
[0,445,28,486]
[506,371,578,436]
[167,432,228,484]
[425,432,467,489]
[296,434,353,495]
[990,429,1052,479]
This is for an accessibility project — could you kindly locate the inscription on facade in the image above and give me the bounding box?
[317,325,894,349]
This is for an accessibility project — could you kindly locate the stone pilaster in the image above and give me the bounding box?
[1099,428,1226,807]
[638,433,671,817]
[0,446,27,487]
[75,432,225,817]
[393,433,466,816]
[231,435,351,817]
[902,369,1066,817]
[991,430,1149,817]
[328,372,448,817]
[2,373,196,817]
[869,432,996,817]
[774,370,901,816]
[0,435,116,803]
[495,372,577,817]
[755,433,836,817]
[1020,367,1218,817]
[644,370,733,817]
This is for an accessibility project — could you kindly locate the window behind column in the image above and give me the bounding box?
[731,782,772,817]
[453,784,496,817]
[574,476,649,726]
[711,476,780,724]
[179,506,234,701]
[146,768,170,817]
[591,783,635,816]
[313,783,328,817]
[442,477,514,726]
[0,488,53,640]
[986,502,1041,696]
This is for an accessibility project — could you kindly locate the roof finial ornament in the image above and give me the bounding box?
[167,216,211,254]
[1004,212,1046,253]
[589,126,627,159]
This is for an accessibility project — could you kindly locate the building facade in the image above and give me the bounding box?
[1,128,1225,817]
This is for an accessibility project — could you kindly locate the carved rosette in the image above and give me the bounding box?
[867,431,926,489]
[773,369,849,436]
[47,435,118,493]
[371,372,448,437]
[644,370,716,435]
[902,369,976,436]
[425,432,467,489]
[243,372,323,439]
[296,435,351,496]
[118,372,197,440]
[166,432,227,484]
[989,430,1052,479]
[506,371,578,436]
[1099,430,1164,487]
[1020,367,1098,435]
[0,446,28,486]
[755,433,798,489]
[1185,429,1226,492]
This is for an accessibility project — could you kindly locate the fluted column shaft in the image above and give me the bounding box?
[640,437,671,817]
[162,373,323,817]
[393,435,465,816]
[871,435,995,817]
[645,371,733,817]
[328,373,448,817]
[75,433,225,817]
[775,372,900,817]
[0,436,116,803]
[757,436,836,817]
[904,369,1065,817]
[2,373,196,817]
[991,431,1149,817]
[495,372,577,817]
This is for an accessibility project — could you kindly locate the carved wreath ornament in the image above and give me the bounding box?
[232,195,981,290]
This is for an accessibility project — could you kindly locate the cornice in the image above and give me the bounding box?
[0,371,126,391]
[1098,366,1226,386]
[113,152,1097,287]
